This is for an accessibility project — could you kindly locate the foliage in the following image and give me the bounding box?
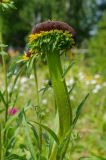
[0,0,106,160]
[1,0,102,47]
[88,11,106,80]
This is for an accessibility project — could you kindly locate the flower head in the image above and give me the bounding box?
[23,49,33,60]
[24,21,76,61]
[8,107,18,116]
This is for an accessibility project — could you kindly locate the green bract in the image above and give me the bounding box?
[28,30,74,55]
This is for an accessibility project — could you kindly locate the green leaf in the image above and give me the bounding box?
[5,154,26,160]
[0,44,8,48]
[30,121,60,145]
[8,56,25,78]
[72,93,89,128]
[5,113,18,131]
[62,61,75,78]
[8,64,25,102]
[56,130,71,160]
[68,82,76,95]
[28,122,40,148]
[79,156,106,160]
[1,3,9,9]
[39,81,51,96]
[17,108,24,126]
[8,2,16,9]
[0,90,7,107]
[26,55,36,77]
[23,116,36,160]
[0,108,5,113]
[0,51,7,56]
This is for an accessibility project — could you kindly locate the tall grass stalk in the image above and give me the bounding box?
[33,61,42,155]
[0,11,8,124]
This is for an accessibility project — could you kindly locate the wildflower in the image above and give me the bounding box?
[23,49,33,61]
[92,84,102,93]
[8,107,18,115]
[20,77,27,84]
[91,79,96,84]
[70,96,74,100]
[95,84,102,90]
[69,78,74,85]
[27,21,76,58]
[85,80,90,86]
[42,99,47,105]
[94,74,100,79]
[103,82,106,87]
[78,72,84,80]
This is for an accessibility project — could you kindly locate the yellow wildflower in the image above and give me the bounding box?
[23,54,29,61]
[29,33,44,42]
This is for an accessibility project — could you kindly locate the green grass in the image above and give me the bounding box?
[0,58,106,159]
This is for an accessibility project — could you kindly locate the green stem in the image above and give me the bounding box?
[0,124,2,160]
[33,62,42,155]
[47,50,72,159]
[0,12,8,159]
[0,15,8,123]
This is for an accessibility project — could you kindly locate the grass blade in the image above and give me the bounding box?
[62,61,75,78]
[0,90,7,107]
[72,93,89,128]
[30,121,60,145]
[68,82,76,95]
[23,116,36,160]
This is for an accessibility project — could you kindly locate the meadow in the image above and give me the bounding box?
[0,0,106,160]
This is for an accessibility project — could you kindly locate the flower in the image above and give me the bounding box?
[26,21,76,58]
[42,99,47,105]
[90,79,96,84]
[92,84,102,94]
[8,107,18,115]
[23,49,33,60]
[20,77,27,84]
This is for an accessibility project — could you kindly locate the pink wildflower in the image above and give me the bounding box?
[8,107,18,116]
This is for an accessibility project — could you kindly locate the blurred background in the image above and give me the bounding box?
[0,0,106,159]
[1,0,106,79]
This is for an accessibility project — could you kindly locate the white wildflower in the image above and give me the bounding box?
[30,74,34,79]
[42,99,47,105]
[69,78,74,85]
[20,77,27,84]
[70,96,74,100]
[95,84,102,90]
[91,79,96,84]
[103,82,106,87]
[94,74,100,79]
[78,72,84,80]
[92,84,102,93]
[85,80,90,85]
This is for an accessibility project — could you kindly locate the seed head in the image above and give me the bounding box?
[32,21,76,41]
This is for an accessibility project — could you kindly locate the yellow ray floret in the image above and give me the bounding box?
[23,55,29,61]
[28,30,70,43]
[29,32,46,42]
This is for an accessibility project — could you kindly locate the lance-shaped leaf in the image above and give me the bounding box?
[72,93,89,128]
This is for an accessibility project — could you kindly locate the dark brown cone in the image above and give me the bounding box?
[32,21,76,41]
